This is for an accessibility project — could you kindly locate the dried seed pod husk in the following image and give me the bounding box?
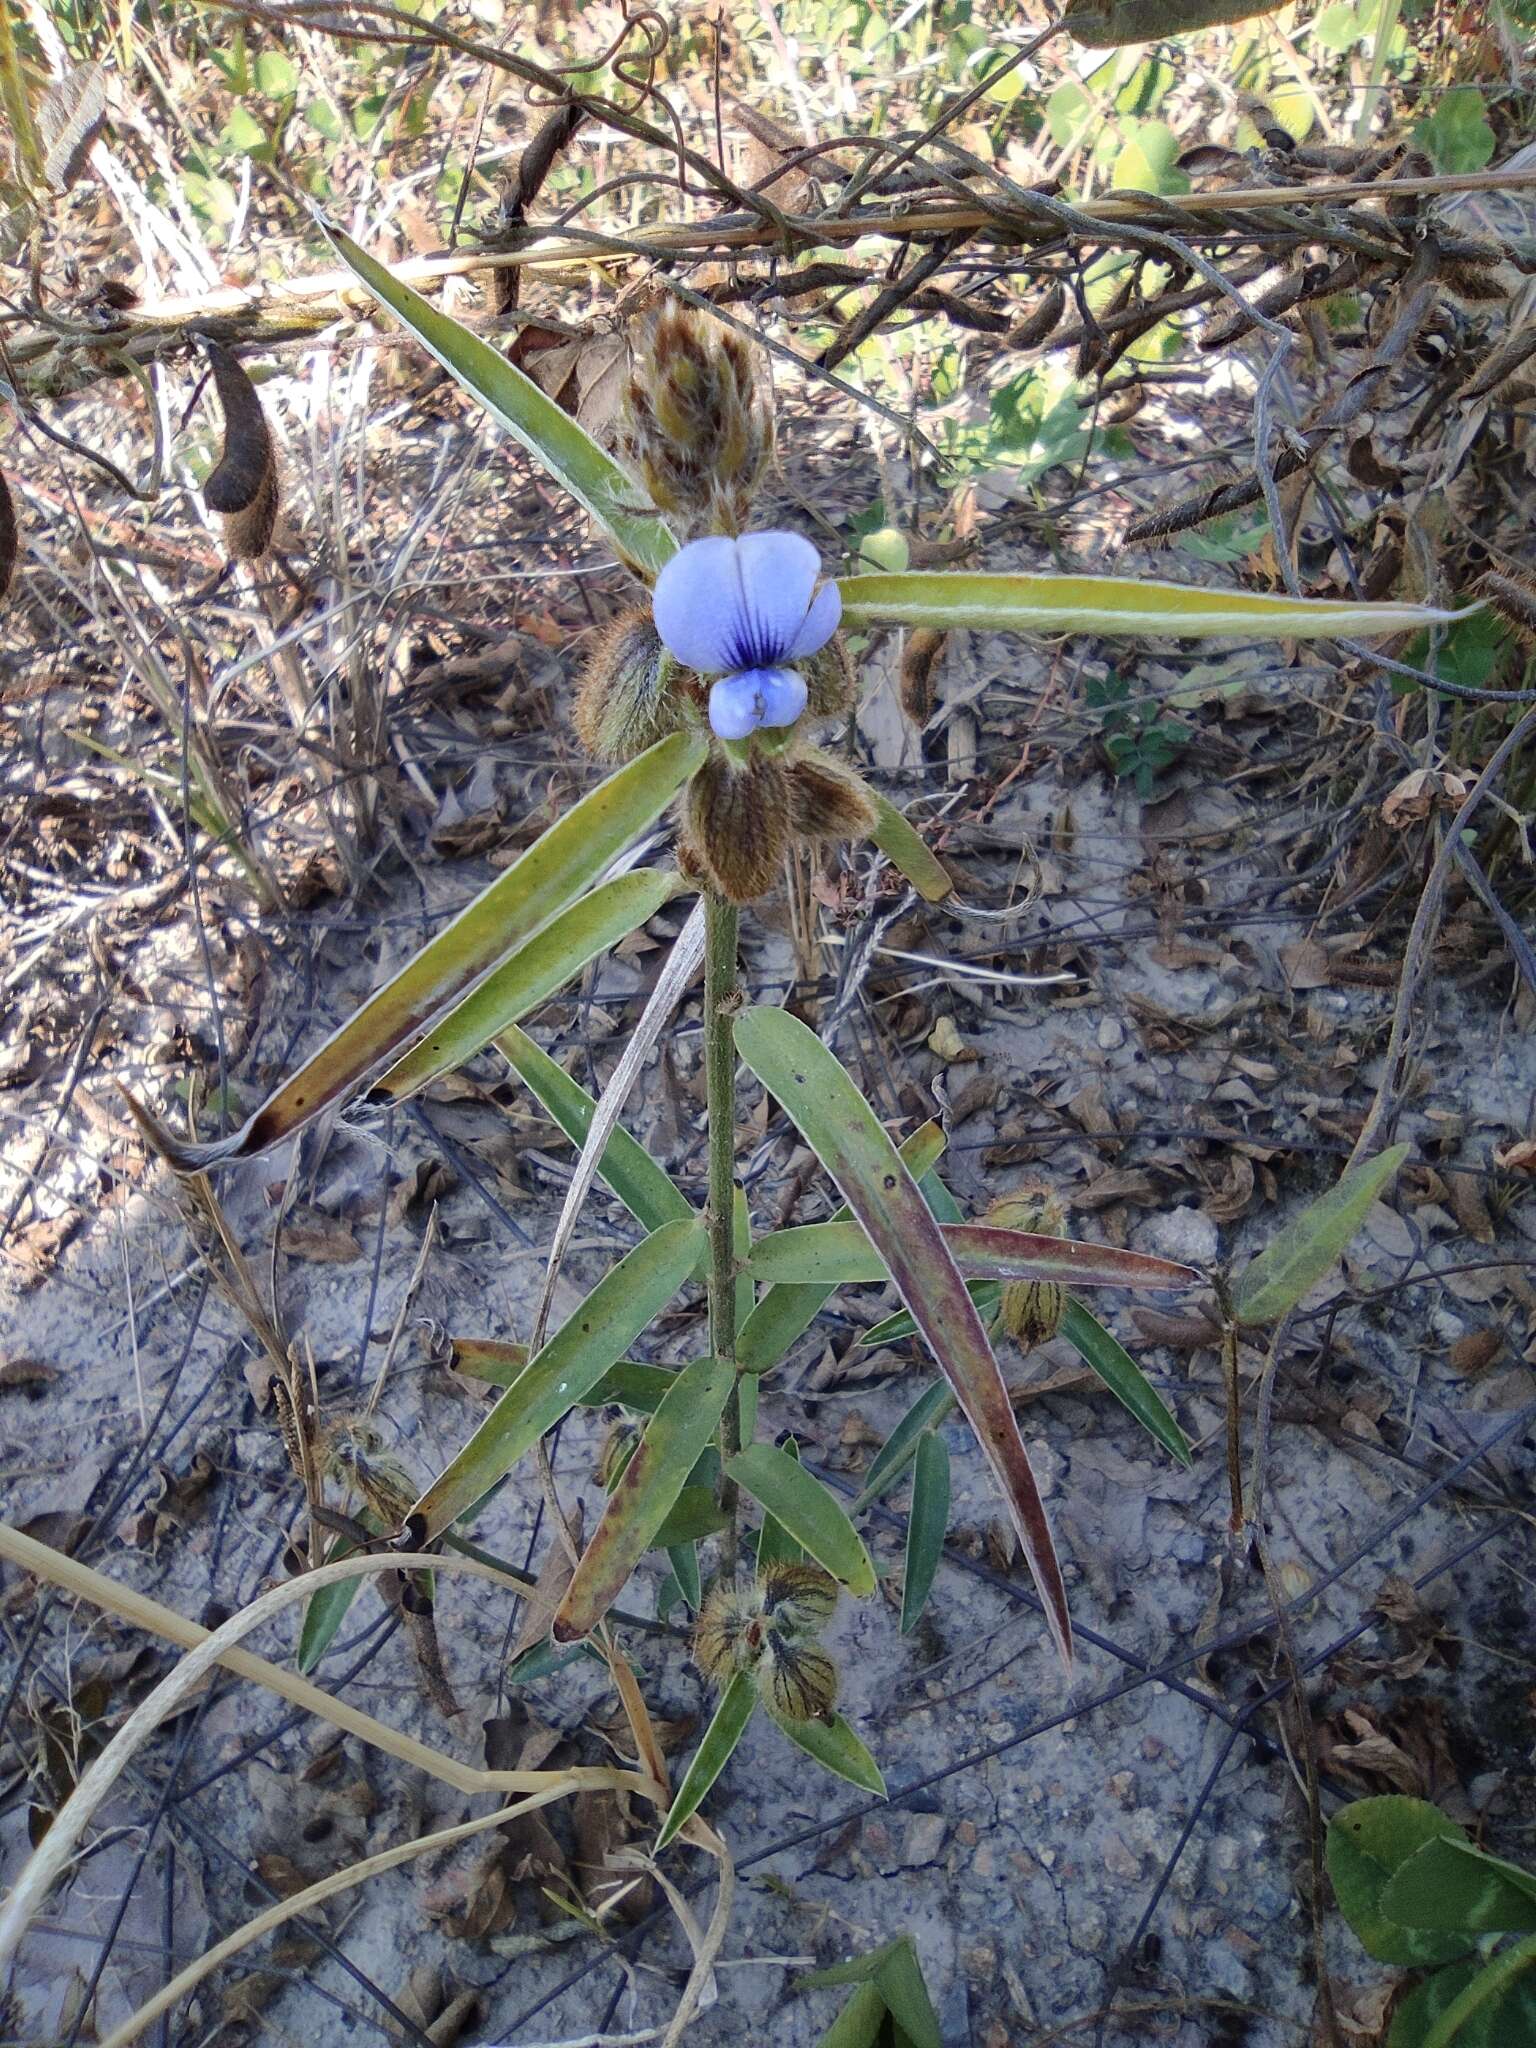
[202,342,280,559]
[803,630,857,720]
[988,1183,1069,1350]
[900,627,946,726]
[786,747,878,846]
[757,1636,838,1722]
[1476,567,1536,644]
[685,747,790,903]
[0,466,15,603]
[692,1577,763,1685]
[574,607,690,762]
[1007,279,1066,353]
[760,1560,838,1637]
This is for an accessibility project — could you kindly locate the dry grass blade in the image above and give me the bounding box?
[527,897,706,1354]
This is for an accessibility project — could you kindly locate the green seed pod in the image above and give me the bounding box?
[757,1635,839,1722]
[760,1560,838,1638]
[987,1182,1069,1351]
[623,307,771,539]
[574,606,691,763]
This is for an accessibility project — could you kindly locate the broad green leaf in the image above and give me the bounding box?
[1391,1956,1536,2048]
[374,871,680,1103]
[738,1124,947,1374]
[872,1938,942,2048]
[495,1021,697,1238]
[868,796,953,903]
[555,1355,734,1640]
[737,1122,947,1375]
[1326,1797,1476,1967]
[771,1710,886,1796]
[505,1636,604,1684]
[656,1669,757,1850]
[755,1436,806,1568]
[448,1340,677,1413]
[735,1007,1073,1666]
[408,1218,705,1539]
[749,1219,1197,1292]
[1060,1299,1191,1466]
[837,572,1468,642]
[1414,86,1496,176]
[320,222,678,580]
[1232,1145,1409,1325]
[853,1381,956,1511]
[811,1982,887,2048]
[900,1432,950,1633]
[142,734,704,1170]
[652,1484,729,1549]
[1382,1837,1536,1936]
[726,1442,876,1596]
[1065,0,1300,43]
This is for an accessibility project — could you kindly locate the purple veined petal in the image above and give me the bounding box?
[708,666,809,741]
[731,532,823,669]
[652,536,749,673]
[786,577,841,660]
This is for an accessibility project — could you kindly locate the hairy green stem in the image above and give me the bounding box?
[703,890,743,1571]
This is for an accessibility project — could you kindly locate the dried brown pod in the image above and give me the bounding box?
[0,466,16,604]
[785,747,878,845]
[202,342,280,559]
[900,626,946,726]
[684,747,790,903]
[1475,566,1536,643]
[1007,280,1066,353]
[37,62,107,194]
[574,606,689,762]
[757,1636,838,1722]
[988,1183,1069,1351]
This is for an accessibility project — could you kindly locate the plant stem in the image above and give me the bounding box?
[703,889,743,1570]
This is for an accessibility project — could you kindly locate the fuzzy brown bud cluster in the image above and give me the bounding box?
[987,1182,1069,1350]
[622,308,771,540]
[573,608,689,764]
[693,1560,840,1722]
[682,740,878,905]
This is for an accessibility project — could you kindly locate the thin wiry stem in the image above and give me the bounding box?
[703,889,743,1570]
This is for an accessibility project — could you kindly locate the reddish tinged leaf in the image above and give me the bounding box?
[748,1220,1199,1290]
[734,1007,1073,1668]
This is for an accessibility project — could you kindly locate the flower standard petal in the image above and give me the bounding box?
[708,667,808,741]
[653,535,749,673]
[730,532,823,667]
[787,578,841,660]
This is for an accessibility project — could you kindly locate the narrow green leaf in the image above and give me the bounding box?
[726,1442,876,1596]
[656,1669,757,1850]
[900,1432,950,1633]
[861,1281,1000,1351]
[1418,1935,1536,2048]
[737,1122,947,1376]
[142,735,704,1171]
[1060,1298,1191,1466]
[448,1341,677,1412]
[873,1938,942,2048]
[853,1382,956,1512]
[735,1006,1073,1667]
[771,1710,886,1796]
[555,1355,734,1639]
[868,796,953,903]
[838,571,1469,641]
[666,1541,702,1613]
[755,1436,806,1569]
[374,871,680,1103]
[297,1557,362,1671]
[811,1982,887,2048]
[1232,1144,1410,1325]
[505,1636,604,1684]
[749,1219,1197,1292]
[409,1218,705,1539]
[1390,1957,1536,2048]
[321,222,677,580]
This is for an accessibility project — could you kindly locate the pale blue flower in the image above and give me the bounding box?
[651,531,841,742]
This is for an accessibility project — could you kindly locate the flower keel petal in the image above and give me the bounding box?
[709,666,808,741]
